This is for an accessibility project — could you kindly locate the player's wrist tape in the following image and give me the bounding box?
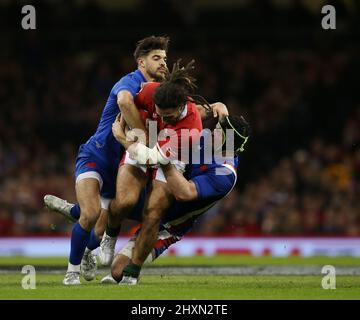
[127,142,169,165]
[123,263,141,278]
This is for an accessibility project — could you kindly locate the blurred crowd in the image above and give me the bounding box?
[1,44,359,236]
[197,112,360,236]
[1,3,360,236]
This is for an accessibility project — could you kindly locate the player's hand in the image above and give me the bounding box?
[212,102,229,121]
[119,114,130,135]
[112,114,135,149]
[112,113,125,144]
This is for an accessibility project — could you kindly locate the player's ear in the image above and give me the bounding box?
[138,57,145,69]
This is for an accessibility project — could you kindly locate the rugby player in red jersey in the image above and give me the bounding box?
[99,61,207,283]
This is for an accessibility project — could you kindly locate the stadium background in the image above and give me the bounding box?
[1,0,360,257]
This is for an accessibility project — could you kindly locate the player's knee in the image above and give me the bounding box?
[79,212,99,231]
[111,254,131,282]
[110,196,137,216]
[94,222,105,238]
[93,209,108,238]
[111,262,123,282]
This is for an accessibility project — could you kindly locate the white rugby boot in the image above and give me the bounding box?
[118,276,138,285]
[98,231,117,266]
[81,249,97,281]
[63,272,81,285]
[100,274,118,284]
[44,195,76,223]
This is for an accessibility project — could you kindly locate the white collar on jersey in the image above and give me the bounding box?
[179,103,188,120]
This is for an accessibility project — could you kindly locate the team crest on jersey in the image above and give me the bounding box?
[95,140,104,148]
[86,162,97,168]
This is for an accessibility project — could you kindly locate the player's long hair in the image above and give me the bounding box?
[153,59,212,111]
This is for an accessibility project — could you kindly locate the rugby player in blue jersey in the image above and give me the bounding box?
[44,36,169,285]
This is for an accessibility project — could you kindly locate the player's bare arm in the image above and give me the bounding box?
[117,90,147,136]
[162,164,198,201]
[112,114,135,150]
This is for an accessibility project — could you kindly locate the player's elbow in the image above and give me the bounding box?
[173,189,194,202]
[117,91,134,111]
[173,193,188,202]
[170,181,198,202]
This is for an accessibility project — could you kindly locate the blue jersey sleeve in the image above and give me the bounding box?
[112,74,141,97]
[191,167,236,200]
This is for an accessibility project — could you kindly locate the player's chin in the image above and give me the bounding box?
[155,71,167,81]
[163,119,176,125]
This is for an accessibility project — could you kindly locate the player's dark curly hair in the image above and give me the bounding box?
[134,35,170,61]
[219,115,251,154]
[154,59,211,111]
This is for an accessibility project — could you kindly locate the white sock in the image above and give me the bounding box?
[67,262,80,273]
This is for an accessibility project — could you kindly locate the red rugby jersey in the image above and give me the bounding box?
[134,82,202,163]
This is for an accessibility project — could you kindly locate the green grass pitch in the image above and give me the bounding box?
[1,255,359,300]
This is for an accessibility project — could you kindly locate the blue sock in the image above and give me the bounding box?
[69,222,90,265]
[87,228,101,251]
[70,203,81,220]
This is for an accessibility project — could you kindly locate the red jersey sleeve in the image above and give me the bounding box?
[134,82,160,114]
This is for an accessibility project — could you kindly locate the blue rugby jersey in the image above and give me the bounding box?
[160,156,239,236]
[79,69,146,167]
[127,157,238,226]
